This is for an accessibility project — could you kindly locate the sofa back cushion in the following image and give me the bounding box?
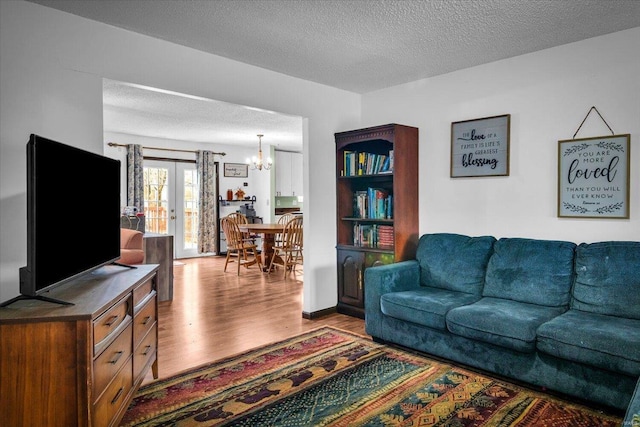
[416,233,495,295]
[572,241,640,319]
[483,238,576,307]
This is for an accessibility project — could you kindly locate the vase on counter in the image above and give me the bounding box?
[226,189,233,201]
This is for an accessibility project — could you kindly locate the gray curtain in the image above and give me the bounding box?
[126,144,144,212]
[197,150,218,254]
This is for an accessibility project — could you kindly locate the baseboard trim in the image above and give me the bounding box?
[302,307,336,319]
[336,303,365,319]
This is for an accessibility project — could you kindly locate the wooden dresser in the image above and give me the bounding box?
[0,264,159,427]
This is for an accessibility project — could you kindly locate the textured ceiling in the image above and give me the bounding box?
[26,0,640,149]
[103,80,304,151]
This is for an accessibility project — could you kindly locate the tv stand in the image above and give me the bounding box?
[0,293,73,308]
[0,264,159,427]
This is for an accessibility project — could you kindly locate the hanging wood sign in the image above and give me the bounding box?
[451,114,510,178]
[224,163,249,178]
[557,134,630,218]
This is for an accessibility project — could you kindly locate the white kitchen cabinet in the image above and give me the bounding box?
[275,151,303,197]
[275,151,290,196]
[290,152,303,197]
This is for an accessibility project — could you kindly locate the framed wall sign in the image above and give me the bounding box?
[558,134,630,219]
[224,162,248,178]
[451,114,510,178]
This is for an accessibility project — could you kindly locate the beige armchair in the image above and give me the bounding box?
[119,228,145,265]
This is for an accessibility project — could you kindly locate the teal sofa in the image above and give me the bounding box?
[365,233,640,414]
[625,378,640,426]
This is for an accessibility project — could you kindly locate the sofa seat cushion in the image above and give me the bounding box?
[380,288,481,331]
[483,238,576,307]
[572,241,640,319]
[446,297,567,353]
[416,233,495,295]
[537,310,640,376]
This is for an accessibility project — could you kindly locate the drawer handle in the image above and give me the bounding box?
[109,351,124,365]
[111,387,124,405]
[142,345,152,356]
[142,316,152,325]
[105,315,120,327]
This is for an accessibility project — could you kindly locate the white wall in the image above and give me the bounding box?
[362,27,640,243]
[0,1,361,307]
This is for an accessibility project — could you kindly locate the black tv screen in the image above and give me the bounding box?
[20,134,121,298]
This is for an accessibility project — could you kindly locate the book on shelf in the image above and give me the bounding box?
[368,187,388,219]
[353,223,394,248]
[342,150,392,176]
[352,190,368,218]
[380,155,391,173]
[352,187,393,219]
[377,224,394,247]
[343,150,352,176]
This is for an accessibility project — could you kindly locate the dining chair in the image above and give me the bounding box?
[221,215,247,264]
[268,216,303,277]
[225,212,257,244]
[275,213,295,246]
[221,217,262,275]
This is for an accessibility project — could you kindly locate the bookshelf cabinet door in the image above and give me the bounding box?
[337,249,364,310]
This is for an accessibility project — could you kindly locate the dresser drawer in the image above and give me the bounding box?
[134,324,157,381]
[93,323,133,398]
[133,295,157,348]
[133,277,155,309]
[92,357,133,427]
[94,296,131,354]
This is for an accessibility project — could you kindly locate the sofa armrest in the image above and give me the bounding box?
[364,260,420,338]
[624,376,640,427]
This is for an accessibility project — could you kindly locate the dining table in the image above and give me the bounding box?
[238,223,284,271]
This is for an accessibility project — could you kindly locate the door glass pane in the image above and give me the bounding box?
[144,167,169,234]
[183,168,199,250]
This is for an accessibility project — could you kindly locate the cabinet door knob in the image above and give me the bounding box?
[109,350,124,365]
[142,344,152,356]
[105,315,119,327]
[111,387,125,405]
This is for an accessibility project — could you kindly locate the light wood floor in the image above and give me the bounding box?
[146,255,365,383]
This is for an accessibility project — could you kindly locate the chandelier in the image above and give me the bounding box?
[247,134,272,170]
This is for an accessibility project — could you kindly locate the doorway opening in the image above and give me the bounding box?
[103,78,305,258]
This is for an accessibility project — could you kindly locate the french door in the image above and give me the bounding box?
[143,160,200,259]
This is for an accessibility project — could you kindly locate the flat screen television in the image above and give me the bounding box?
[1,134,122,306]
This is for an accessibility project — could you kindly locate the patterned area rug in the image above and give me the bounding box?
[121,327,621,426]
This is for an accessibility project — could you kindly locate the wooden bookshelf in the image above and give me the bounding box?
[334,124,419,318]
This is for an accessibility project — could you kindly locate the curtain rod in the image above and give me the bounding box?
[107,142,226,156]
